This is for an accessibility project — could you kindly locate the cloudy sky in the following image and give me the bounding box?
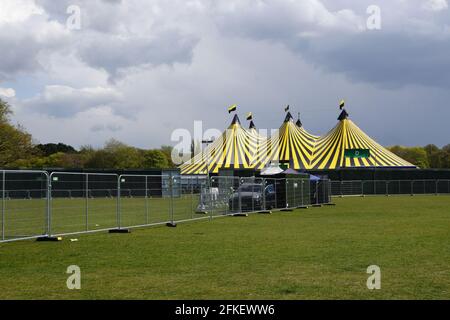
[0,0,449,149]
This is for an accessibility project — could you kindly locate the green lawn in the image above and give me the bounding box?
[0,196,449,299]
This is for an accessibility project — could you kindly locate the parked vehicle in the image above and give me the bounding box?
[228,183,276,212]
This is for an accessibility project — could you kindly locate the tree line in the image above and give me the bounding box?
[1,98,450,169]
[388,145,450,169]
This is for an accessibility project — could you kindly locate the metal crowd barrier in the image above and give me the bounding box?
[0,170,332,243]
[330,180,450,197]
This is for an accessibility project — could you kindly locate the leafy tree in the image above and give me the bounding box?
[0,98,12,123]
[36,143,77,157]
[141,149,168,168]
[389,145,430,168]
[83,139,143,169]
[424,144,443,168]
[0,99,35,167]
[440,144,450,168]
[160,145,175,167]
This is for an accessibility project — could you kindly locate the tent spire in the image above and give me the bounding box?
[231,114,241,125]
[338,109,349,121]
[296,112,302,127]
[249,120,256,129]
[284,111,293,122]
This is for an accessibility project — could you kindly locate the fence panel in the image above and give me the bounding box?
[320,180,331,204]
[172,176,207,222]
[412,180,425,195]
[209,176,240,216]
[1,170,49,242]
[399,180,413,195]
[119,175,171,228]
[285,179,297,209]
[437,180,450,194]
[261,178,284,210]
[50,172,118,235]
[239,177,266,213]
[292,178,309,207]
[424,180,437,194]
[334,179,450,197]
[387,180,399,195]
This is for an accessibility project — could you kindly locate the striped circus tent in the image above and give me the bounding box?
[179,108,416,174]
[179,115,264,174]
[309,110,416,169]
[253,112,319,170]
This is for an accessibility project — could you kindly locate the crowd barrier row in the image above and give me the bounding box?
[330,180,450,197]
[0,170,332,243]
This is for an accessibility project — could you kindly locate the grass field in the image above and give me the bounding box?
[0,195,449,299]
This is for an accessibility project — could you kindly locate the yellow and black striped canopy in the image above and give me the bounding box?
[179,110,415,174]
[180,115,264,174]
[309,110,415,169]
[252,112,319,170]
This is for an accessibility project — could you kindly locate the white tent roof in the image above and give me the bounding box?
[260,164,284,175]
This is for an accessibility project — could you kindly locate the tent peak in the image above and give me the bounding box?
[231,114,241,125]
[338,109,349,121]
[284,112,294,122]
[296,112,302,127]
[249,120,256,129]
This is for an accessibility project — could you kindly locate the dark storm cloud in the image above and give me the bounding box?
[78,30,198,78]
[0,31,41,79]
[296,32,450,89]
[212,0,450,89]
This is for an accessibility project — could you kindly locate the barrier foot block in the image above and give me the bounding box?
[109,229,130,234]
[232,213,249,217]
[36,236,63,242]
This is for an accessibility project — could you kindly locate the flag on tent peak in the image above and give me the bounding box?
[228,104,237,113]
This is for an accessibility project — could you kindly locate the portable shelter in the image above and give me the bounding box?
[309,110,416,169]
[254,112,319,170]
[180,115,265,174]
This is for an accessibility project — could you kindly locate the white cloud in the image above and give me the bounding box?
[212,0,365,39]
[423,0,448,11]
[21,85,122,117]
[0,87,16,98]
[0,0,43,24]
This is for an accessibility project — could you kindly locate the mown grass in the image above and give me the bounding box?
[0,196,449,300]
